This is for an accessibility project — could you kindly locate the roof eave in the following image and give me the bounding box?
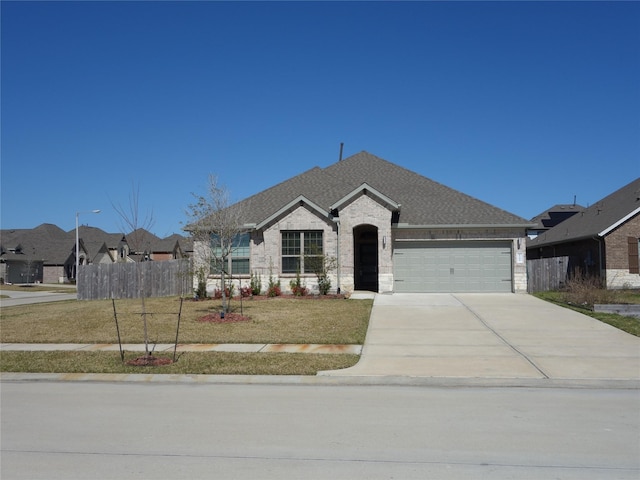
[598,207,640,237]
[394,223,535,229]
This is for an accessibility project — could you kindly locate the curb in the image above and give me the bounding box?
[2,372,639,389]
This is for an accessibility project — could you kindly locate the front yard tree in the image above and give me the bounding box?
[186,174,245,314]
[113,184,155,357]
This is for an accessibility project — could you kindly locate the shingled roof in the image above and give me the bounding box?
[529,204,585,230]
[233,151,530,227]
[529,177,640,248]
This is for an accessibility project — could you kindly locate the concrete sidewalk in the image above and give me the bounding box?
[320,293,640,384]
[0,343,361,354]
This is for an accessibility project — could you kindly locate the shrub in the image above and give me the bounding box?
[213,284,235,300]
[306,253,336,295]
[561,271,619,307]
[267,284,282,297]
[289,271,308,296]
[250,271,262,296]
[317,276,332,296]
[267,260,281,297]
[240,285,252,298]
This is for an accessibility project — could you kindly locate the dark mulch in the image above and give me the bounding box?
[197,312,251,323]
[191,294,346,304]
[126,355,174,366]
[247,294,347,301]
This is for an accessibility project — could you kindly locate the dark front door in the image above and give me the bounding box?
[354,225,379,292]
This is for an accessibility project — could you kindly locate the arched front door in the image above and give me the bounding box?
[354,225,379,292]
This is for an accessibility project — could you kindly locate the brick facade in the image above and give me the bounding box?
[604,213,640,288]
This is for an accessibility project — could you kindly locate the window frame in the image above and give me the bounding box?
[281,230,323,274]
[210,232,251,276]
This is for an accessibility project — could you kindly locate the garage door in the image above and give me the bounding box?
[393,241,513,293]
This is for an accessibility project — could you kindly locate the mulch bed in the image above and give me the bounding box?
[191,294,346,304]
[126,355,174,366]
[197,312,251,323]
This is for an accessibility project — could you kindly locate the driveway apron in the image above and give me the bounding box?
[321,293,640,381]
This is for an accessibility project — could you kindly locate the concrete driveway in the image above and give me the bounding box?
[322,293,640,384]
[0,286,77,307]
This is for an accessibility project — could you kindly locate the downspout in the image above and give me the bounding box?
[593,235,604,287]
[334,219,341,294]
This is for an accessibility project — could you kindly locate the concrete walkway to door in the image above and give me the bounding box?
[321,293,640,387]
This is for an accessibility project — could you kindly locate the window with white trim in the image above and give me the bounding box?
[281,231,323,274]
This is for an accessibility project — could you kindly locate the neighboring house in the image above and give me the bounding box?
[1,224,72,284]
[1,224,190,284]
[76,226,129,263]
[527,204,585,239]
[150,234,188,261]
[527,178,640,289]
[191,151,533,294]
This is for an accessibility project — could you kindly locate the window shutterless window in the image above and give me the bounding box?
[211,233,250,275]
[281,231,323,273]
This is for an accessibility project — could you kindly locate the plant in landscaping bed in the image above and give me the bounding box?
[213,283,235,300]
[306,252,337,295]
[250,271,262,295]
[289,270,308,296]
[267,260,281,297]
[194,266,208,299]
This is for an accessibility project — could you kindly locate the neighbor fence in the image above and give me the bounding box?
[77,259,192,300]
[526,256,570,293]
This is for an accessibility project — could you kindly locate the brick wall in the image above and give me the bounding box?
[604,214,640,288]
[604,214,640,269]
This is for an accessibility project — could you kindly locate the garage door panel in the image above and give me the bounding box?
[393,241,512,293]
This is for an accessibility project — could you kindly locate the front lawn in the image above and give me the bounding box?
[0,296,373,375]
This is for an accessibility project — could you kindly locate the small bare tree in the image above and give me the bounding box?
[112,184,155,357]
[186,174,245,314]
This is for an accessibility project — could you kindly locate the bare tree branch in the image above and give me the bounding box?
[185,174,246,312]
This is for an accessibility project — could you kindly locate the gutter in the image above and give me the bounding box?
[394,223,536,229]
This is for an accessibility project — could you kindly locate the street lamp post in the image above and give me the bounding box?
[75,209,101,291]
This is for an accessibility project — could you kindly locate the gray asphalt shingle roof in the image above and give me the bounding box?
[529,204,586,230]
[233,151,530,227]
[528,177,640,248]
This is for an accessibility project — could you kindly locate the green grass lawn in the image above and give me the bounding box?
[0,295,372,375]
[534,291,639,337]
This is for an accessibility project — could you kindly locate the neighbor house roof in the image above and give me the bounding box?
[230,151,530,228]
[1,224,72,264]
[529,204,585,230]
[528,177,640,248]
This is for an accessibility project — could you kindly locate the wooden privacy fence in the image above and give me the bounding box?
[526,256,570,293]
[78,259,192,300]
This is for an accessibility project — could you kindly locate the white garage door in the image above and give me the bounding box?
[393,241,513,293]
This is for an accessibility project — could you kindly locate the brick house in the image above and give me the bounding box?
[527,177,640,289]
[193,152,533,294]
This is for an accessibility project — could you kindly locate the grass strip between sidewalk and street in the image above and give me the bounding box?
[0,351,360,375]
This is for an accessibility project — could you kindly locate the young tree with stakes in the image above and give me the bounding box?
[186,174,245,314]
[113,185,155,357]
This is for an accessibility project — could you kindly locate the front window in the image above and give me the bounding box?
[281,231,323,273]
[211,233,250,275]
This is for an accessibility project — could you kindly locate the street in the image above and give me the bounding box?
[2,381,638,479]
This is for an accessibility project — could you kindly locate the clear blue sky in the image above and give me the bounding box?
[2,1,639,238]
